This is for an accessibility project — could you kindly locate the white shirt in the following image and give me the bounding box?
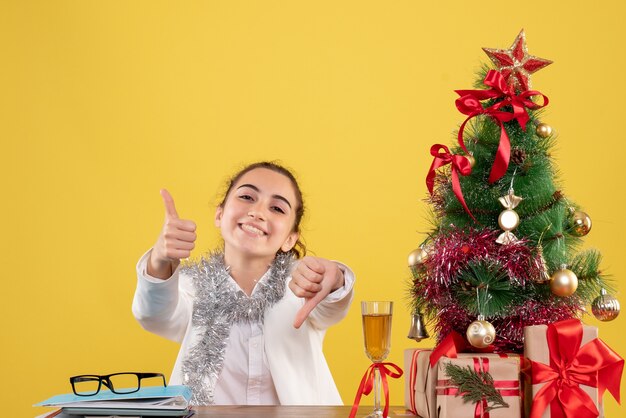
[216,317,279,404]
[133,250,354,405]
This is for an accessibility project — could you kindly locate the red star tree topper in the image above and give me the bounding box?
[482,29,552,92]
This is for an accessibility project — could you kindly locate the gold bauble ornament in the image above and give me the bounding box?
[591,289,620,322]
[408,247,428,267]
[535,123,552,138]
[466,316,496,348]
[568,211,592,237]
[498,209,520,231]
[465,154,476,168]
[550,265,578,297]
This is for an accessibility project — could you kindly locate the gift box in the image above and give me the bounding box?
[436,354,522,418]
[524,319,623,418]
[404,349,437,418]
[404,347,523,418]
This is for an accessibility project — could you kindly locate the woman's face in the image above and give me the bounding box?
[215,167,299,260]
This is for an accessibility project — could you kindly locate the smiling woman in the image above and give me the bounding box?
[215,164,303,274]
[217,162,307,259]
[131,161,355,406]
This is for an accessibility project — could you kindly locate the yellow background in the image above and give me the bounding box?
[2,1,625,416]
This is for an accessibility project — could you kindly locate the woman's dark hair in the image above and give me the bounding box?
[219,161,306,258]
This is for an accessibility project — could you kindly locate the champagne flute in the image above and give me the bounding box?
[361,301,393,418]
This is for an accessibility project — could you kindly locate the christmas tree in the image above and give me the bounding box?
[408,30,620,353]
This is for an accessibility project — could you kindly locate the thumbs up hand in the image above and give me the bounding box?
[147,189,197,279]
[290,256,345,329]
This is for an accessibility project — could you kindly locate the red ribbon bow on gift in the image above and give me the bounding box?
[349,362,403,418]
[426,143,475,221]
[429,331,469,367]
[530,319,624,418]
[429,331,498,368]
[455,70,549,184]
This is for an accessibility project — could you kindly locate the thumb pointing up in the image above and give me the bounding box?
[161,189,180,220]
[147,189,197,279]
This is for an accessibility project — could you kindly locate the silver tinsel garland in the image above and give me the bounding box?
[180,251,294,405]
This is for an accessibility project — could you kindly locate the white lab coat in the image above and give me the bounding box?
[132,251,355,405]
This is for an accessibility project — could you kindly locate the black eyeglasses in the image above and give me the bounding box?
[69,372,167,396]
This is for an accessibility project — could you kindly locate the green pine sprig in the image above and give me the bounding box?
[453,260,524,317]
[443,362,510,412]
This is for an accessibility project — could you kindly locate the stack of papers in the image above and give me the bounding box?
[34,385,193,417]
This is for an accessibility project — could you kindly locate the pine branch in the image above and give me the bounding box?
[443,363,509,412]
[570,249,615,302]
[453,261,522,317]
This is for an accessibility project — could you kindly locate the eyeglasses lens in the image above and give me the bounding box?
[73,376,101,396]
[109,374,141,393]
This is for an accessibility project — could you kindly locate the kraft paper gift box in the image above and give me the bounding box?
[524,321,606,418]
[435,354,522,418]
[404,348,437,418]
[404,348,522,418]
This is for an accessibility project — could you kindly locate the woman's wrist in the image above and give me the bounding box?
[147,250,178,280]
[331,263,345,292]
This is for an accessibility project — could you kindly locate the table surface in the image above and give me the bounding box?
[192,405,411,417]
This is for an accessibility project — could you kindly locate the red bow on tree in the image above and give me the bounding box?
[426,144,474,221]
[530,319,624,418]
[455,70,549,183]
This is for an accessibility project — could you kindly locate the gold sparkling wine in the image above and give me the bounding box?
[360,301,393,418]
[362,313,392,362]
